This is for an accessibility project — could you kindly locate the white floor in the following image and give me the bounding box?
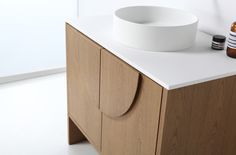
[0,73,98,155]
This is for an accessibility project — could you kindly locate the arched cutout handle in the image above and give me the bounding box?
[100,49,140,118]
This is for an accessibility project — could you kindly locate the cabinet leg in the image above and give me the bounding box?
[68,117,86,145]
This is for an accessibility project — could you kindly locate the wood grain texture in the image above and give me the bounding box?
[68,117,86,144]
[102,74,163,155]
[100,49,140,118]
[66,23,102,151]
[156,75,236,155]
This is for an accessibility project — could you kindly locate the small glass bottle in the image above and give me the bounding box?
[227,21,236,58]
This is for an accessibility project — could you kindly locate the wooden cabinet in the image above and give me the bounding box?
[66,24,236,155]
[66,24,102,151]
[100,50,163,155]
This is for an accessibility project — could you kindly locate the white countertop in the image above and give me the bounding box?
[67,16,236,90]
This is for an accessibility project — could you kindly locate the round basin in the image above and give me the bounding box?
[113,6,198,52]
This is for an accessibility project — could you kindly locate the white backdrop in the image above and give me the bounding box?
[78,0,236,35]
[0,0,77,82]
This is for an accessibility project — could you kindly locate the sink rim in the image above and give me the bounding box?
[114,6,199,28]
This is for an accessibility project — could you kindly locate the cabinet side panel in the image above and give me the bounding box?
[157,76,236,155]
[66,24,86,145]
[66,23,102,151]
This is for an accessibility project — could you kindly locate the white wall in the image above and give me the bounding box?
[78,0,236,35]
[0,0,77,82]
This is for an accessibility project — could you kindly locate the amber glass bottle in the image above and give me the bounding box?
[227,22,236,58]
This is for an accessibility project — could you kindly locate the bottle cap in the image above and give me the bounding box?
[212,35,226,43]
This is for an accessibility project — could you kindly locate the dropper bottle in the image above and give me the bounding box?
[227,22,236,58]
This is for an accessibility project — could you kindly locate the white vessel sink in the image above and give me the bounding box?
[113,6,198,52]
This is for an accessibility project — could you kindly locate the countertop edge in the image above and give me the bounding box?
[66,17,236,90]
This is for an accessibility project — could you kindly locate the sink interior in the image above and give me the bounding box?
[115,6,198,27]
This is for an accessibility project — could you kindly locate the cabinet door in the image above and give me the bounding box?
[66,24,102,151]
[100,49,163,155]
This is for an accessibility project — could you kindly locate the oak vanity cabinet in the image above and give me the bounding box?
[66,24,102,151]
[66,23,236,155]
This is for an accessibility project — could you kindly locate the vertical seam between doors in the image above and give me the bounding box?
[155,87,164,155]
[99,48,103,153]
